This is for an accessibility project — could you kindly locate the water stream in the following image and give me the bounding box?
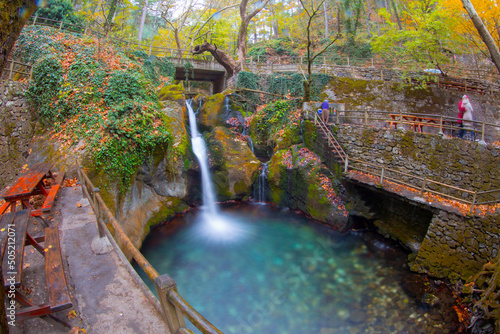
[187,101,218,215]
[254,163,268,203]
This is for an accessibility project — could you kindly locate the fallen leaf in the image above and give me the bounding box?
[70,327,86,334]
[67,310,77,320]
[23,262,30,269]
[76,202,82,208]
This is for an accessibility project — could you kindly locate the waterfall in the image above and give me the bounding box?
[255,163,268,203]
[186,100,250,243]
[187,101,218,215]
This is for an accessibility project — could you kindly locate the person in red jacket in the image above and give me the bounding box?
[457,95,466,138]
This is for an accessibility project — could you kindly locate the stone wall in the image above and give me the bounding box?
[335,125,500,201]
[410,211,499,281]
[0,81,35,188]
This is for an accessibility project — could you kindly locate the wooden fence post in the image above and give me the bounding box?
[480,122,486,143]
[420,179,427,196]
[469,192,477,214]
[380,168,384,184]
[155,274,187,333]
[93,188,106,238]
[344,156,349,172]
[438,115,444,136]
[8,61,14,80]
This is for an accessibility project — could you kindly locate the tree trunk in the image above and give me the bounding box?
[0,0,37,76]
[138,0,148,41]
[237,0,269,69]
[461,0,500,74]
[192,41,241,79]
[391,0,402,31]
[365,0,372,37]
[105,0,120,34]
[323,0,329,39]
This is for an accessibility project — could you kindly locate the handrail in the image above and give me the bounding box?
[344,154,500,214]
[77,166,222,334]
[313,112,347,165]
[330,110,499,144]
[1,59,32,81]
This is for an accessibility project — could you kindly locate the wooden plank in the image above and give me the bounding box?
[0,202,10,215]
[15,305,52,322]
[44,226,72,312]
[2,210,30,287]
[0,212,16,259]
[41,172,65,212]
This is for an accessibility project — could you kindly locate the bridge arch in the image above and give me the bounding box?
[169,58,227,94]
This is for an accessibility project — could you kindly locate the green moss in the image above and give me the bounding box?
[146,197,188,228]
[157,83,185,101]
[234,180,247,195]
[361,128,375,147]
[400,131,416,157]
[302,120,317,150]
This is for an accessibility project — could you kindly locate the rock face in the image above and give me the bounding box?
[27,97,193,249]
[410,211,500,281]
[205,126,260,201]
[195,93,248,132]
[267,145,350,230]
[0,82,35,188]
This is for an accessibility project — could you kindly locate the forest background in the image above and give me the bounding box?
[2,0,500,79]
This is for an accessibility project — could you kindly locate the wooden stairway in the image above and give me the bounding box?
[314,114,347,168]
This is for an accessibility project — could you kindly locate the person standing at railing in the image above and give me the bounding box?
[321,100,330,124]
[461,95,475,141]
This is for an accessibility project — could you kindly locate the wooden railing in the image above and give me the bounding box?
[1,59,32,81]
[344,157,500,214]
[313,112,347,165]
[310,109,500,214]
[330,110,500,144]
[77,166,222,334]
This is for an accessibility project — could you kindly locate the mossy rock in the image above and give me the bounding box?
[267,145,349,229]
[198,93,226,131]
[206,126,260,201]
[157,83,185,102]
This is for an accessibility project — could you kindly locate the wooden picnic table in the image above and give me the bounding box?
[0,163,65,217]
[0,209,72,326]
[387,114,458,133]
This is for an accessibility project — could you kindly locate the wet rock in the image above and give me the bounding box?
[348,310,368,324]
[206,126,260,201]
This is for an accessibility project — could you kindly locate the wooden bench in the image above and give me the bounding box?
[15,226,72,326]
[0,212,73,326]
[38,171,65,215]
[1,210,31,288]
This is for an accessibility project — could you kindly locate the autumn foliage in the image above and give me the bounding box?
[15,27,175,189]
